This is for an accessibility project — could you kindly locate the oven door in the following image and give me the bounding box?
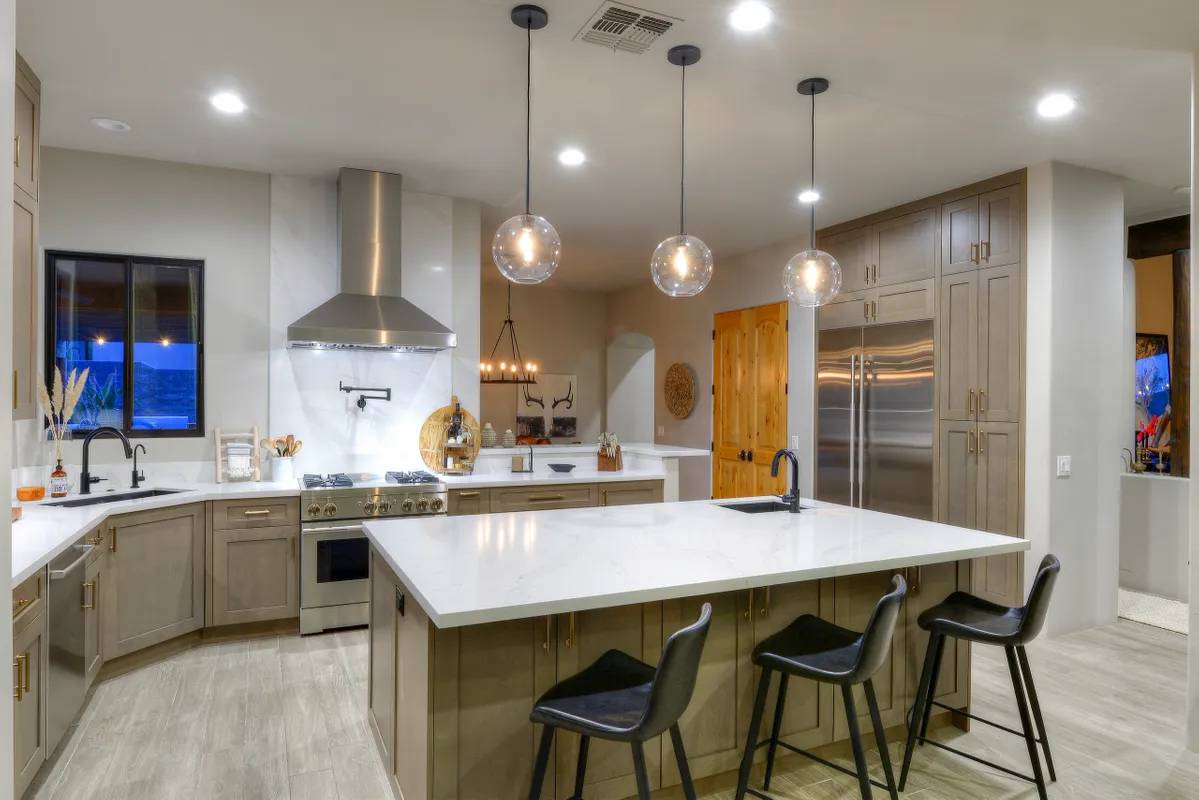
[300,521,371,609]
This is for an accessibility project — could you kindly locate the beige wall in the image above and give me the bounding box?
[479,279,608,444]
[15,147,270,467]
[1134,254,1175,353]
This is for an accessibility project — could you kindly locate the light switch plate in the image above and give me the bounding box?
[791,435,801,451]
[1056,455,1072,478]
[657,425,665,437]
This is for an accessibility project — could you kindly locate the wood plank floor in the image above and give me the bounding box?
[30,619,1199,799]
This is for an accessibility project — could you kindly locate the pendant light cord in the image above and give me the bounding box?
[809,90,817,246]
[525,23,532,216]
[679,61,687,236]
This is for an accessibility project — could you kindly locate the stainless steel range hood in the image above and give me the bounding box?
[287,168,457,352]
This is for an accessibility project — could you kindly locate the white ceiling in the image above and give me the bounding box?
[17,0,1198,291]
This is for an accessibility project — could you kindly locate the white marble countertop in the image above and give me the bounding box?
[441,468,665,489]
[364,497,1031,628]
[474,443,708,458]
[10,480,299,583]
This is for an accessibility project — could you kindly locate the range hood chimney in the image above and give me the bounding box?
[287,168,457,352]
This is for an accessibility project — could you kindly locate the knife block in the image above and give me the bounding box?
[597,446,623,472]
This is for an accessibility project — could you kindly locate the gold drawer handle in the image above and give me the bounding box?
[528,494,565,502]
[759,586,771,618]
[543,616,552,652]
[968,430,976,454]
[970,242,980,264]
[242,509,272,517]
[457,491,480,499]
[744,588,754,620]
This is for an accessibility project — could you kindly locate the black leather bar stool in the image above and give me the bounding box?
[899,554,1061,800]
[527,604,712,800]
[735,575,907,800]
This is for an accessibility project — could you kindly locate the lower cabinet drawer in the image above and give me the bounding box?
[599,480,664,507]
[211,497,299,530]
[12,570,43,634]
[489,484,598,513]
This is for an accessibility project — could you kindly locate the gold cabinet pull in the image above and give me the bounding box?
[457,491,480,499]
[744,588,754,620]
[528,494,565,502]
[110,526,118,553]
[863,302,869,321]
[871,300,877,321]
[978,431,986,455]
[543,616,552,652]
[968,430,976,453]
[759,586,771,618]
[970,242,980,264]
[12,656,23,701]
[864,265,869,284]
[242,509,271,517]
[564,612,576,649]
[979,390,986,413]
[13,135,19,168]
[872,264,878,284]
[12,369,16,410]
[907,566,922,596]
[981,241,991,261]
[968,389,976,415]
[82,581,95,610]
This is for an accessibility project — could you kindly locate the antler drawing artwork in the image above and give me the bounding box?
[552,380,574,411]
[522,384,544,409]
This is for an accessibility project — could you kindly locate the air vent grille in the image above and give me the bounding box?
[576,2,681,55]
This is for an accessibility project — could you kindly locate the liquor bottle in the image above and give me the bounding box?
[50,459,69,498]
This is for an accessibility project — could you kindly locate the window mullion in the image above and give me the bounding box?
[124,257,135,433]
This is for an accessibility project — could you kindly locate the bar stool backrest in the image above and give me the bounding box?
[1018,554,1061,644]
[851,574,907,683]
[638,602,713,738]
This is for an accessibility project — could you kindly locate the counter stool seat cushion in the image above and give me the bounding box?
[530,649,656,741]
[917,591,1026,645]
[753,614,867,685]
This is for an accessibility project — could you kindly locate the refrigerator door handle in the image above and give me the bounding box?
[848,354,856,506]
[858,355,868,508]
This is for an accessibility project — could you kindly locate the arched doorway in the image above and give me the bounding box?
[606,333,655,443]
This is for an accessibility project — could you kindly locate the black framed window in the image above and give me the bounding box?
[45,250,204,437]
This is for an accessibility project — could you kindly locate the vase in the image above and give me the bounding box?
[501,429,516,448]
[44,427,72,493]
[481,422,497,448]
[271,457,296,484]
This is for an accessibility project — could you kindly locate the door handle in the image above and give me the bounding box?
[863,302,869,321]
[978,389,986,414]
[969,389,976,415]
[746,450,753,462]
[744,588,754,620]
[457,491,480,499]
[864,265,869,284]
[19,652,29,693]
[978,430,986,455]
[543,616,552,652]
[110,526,117,553]
[12,656,22,701]
[981,241,991,261]
[564,612,576,649]
[871,300,877,321]
[242,509,272,517]
[968,430,976,453]
[873,264,878,284]
[970,242,980,264]
[82,581,95,610]
[528,494,566,502]
[907,566,922,596]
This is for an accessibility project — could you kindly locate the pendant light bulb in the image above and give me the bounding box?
[784,77,841,308]
[494,5,560,285]
[651,45,712,298]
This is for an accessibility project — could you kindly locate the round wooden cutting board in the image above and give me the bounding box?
[419,403,481,473]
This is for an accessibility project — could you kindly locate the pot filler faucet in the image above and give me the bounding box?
[79,426,135,494]
[770,448,802,513]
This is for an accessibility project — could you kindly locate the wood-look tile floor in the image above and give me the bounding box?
[30,620,1199,799]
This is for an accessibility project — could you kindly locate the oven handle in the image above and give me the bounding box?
[301,523,365,535]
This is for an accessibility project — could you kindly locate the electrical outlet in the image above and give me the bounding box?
[656,425,665,437]
[791,435,801,451]
[1056,455,1071,478]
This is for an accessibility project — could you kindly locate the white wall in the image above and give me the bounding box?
[1025,161,1126,636]
[607,333,655,443]
[606,235,817,501]
[1,5,17,788]
[1187,51,1199,753]
[1120,474,1190,601]
[268,176,480,475]
[15,148,271,469]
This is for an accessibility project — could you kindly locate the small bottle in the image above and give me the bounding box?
[50,459,69,498]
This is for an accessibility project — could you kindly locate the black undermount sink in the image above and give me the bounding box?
[44,489,188,508]
[718,500,811,514]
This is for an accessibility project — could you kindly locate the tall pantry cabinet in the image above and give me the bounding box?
[12,53,40,421]
[818,172,1026,608]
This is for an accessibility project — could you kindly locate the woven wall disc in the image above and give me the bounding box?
[664,363,697,420]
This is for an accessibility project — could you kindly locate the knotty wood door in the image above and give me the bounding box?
[712,302,788,499]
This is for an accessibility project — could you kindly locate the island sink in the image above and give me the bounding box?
[43,489,188,508]
[718,500,809,513]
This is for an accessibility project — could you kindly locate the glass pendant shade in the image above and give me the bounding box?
[492,213,561,284]
[651,234,713,297]
[783,248,842,307]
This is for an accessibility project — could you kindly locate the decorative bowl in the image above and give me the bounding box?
[548,463,575,473]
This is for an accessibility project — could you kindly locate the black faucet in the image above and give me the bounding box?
[770,448,802,513]
[132,444,147,489]
[79,426,134,494]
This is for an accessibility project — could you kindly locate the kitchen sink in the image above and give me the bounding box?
[43,489,189,508]
[718,500,810,514]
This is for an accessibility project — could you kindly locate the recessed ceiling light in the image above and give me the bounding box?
[798,189,821,204]
[729,1,773,32]
[558,147,586,167]
[1036,92,1076,119]
[91,117,131,133]
[210,91,247,114]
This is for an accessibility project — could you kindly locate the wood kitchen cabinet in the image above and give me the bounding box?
[13,569,47,800]
[817,279,934,331]
[84,554,104,690]
[103,504,205,659]
[14,54,39,202]
[833,571,907,738]
[368,549,398,777]
[11,54,39,421]
[905,561,970,713]
[448,488,489,515]
[209,526,298,626]
[974,423,1022,606]
[598,480,663,506]
[817,209,936,296]
[939,265,1020,423]
[554,603,663,799]
[941,185,1021,274]
[489,483,598,513]
[821,225,873,294]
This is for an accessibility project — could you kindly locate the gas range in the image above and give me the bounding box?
[299,470,448,522]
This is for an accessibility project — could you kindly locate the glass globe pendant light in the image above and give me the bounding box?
[493,5,561,285]
[784,77,842,307]
[651,45,713,298]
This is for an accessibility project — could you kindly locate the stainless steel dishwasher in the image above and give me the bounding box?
[47,538,93,754]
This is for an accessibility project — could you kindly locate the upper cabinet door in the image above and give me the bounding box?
[940,196,980,275]
[12,195,36,419]
[820,226,873,294]
[872,209,936,287]
[818,291,869,331]
[13,69,37,201]
[977,265,1020,423]
[978,185,1022,268]
[938,272,978,420]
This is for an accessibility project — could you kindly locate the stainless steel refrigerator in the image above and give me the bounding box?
[816,320,934,520]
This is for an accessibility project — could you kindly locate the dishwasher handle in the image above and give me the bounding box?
[49,545,94,580]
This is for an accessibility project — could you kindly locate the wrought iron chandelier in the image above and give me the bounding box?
[480,283,538,384]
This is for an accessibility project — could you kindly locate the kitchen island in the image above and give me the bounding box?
[364,498,1029,800]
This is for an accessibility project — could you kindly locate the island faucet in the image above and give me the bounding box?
[79,426,134,494]
[132,444,147,489]
[770,448,802,513]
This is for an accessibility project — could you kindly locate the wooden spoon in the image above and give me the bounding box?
[286,434,296,456]
[290,440,303,456]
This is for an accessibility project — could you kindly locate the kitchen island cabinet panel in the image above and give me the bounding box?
[84,554,104,690]
[489,483,598,513]
[833,571,907,739]
[598,480,664,507]
[447,488,489,516]
[102,504,205,659]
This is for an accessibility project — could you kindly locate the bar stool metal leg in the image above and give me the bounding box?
[863,680,899,800]
[1005,646,1049,800]
[734,668,772,800]
[669,724,698,800]
[841,684,874,800]
[529,725,555,800]
[899,632,940,790]
[917,634,946,742]
[1016,645,1056,782]
[568,735,589,800]
[631,740,651,800]
[762,673,789,790]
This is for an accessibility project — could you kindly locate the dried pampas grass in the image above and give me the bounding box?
[38,366,91,461]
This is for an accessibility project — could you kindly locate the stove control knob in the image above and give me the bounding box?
[401,499,415,514]
[364,502,377,515]
[322,503,338,517]
[378,501,392,514]
[416,498,430,512]
[430,497,444,512]
[306,503,322,517]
